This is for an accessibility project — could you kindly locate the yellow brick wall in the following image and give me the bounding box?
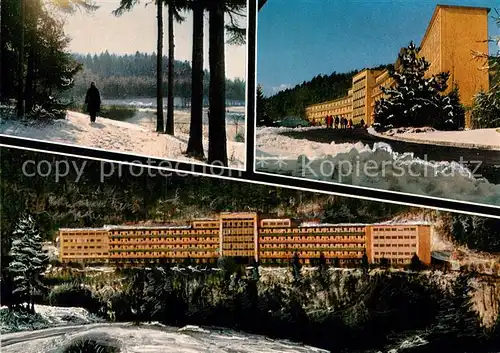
[440,6,489,108]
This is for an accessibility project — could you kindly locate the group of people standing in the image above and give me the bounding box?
[324,115,355,129]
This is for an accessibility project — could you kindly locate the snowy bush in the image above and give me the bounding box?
[0,307,51,334]
[26,105,67,121]
[374,41,465,130]
[48,282,100,313]
[58,334,121,353]
[0,105,16,120]
[234,132,245,142]
[471,91,500,128]
[471,9,500,129]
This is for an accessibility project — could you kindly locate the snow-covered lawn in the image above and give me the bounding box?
[377,127,500,150]
[0,109,245,168]
[255,127,500,205]
[256,126,358,160]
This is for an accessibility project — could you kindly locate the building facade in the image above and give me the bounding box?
[59,213,431,266]
[305,5,490,128]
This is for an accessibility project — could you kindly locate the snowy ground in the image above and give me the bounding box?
[255,126,500,205]
[0,107,245,169]
[377,127,500,150]
[1,321,328,353]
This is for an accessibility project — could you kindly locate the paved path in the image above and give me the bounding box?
[375,128,500,150]
[281,128,500,184]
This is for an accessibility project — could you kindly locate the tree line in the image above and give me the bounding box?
[261,71,359,121]
[68,52,246,102]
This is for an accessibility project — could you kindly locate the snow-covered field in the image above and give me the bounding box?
[0,108,245,168]
[255,127,500,205]
[378,127,500,149]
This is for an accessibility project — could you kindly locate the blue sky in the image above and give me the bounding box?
[257,0,500,96]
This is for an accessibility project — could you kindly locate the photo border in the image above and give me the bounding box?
[1,0,499,219]
[0,0,254,173]
[252,0,500,217]
[1,139,499,219]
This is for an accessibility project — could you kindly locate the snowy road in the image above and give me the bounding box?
[255,127,500,206]
[0,323,328,353]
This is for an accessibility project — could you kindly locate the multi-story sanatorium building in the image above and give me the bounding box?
[59,212,431,266]
[305,4,490,129]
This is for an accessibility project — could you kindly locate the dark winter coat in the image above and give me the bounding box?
[85,86,101,113]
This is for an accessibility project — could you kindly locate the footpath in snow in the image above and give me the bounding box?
[369,127,500,150]
[0,109,245,169]
[255,126,500,206]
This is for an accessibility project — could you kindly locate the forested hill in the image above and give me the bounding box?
[68,51,246,101]
[264,65,388,119]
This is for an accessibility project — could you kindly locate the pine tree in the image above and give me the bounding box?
[374,41,464,130]
[316,252,329,288]
[256,84,273,126]
[409,253,422,271]
[291,251,302,283]
[471,9,500,129]
[186,0,205,159]
[432,273,484,351]
[361,252,369,273]
[7,215,48,312]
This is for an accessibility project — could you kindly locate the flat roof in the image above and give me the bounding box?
[374,220,433,226]
[58,218,432,231]
[300,221,432,227]
[300,223,367,227]
[105,225,192,230]
[59,228,109,231]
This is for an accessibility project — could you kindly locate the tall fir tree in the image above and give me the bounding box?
[471,10,500,129]
[7,215,48,312]
[374,41,464,130]
[291,251,302,284]
[256,84,274,127]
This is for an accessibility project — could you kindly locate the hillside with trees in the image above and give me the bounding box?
[261,65,388,122]
[263,71,356,121]
[69,52,246,102]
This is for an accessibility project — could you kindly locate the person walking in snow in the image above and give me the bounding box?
[360,118,365,129]
[334,116,339,129]
[85,82,101,124]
